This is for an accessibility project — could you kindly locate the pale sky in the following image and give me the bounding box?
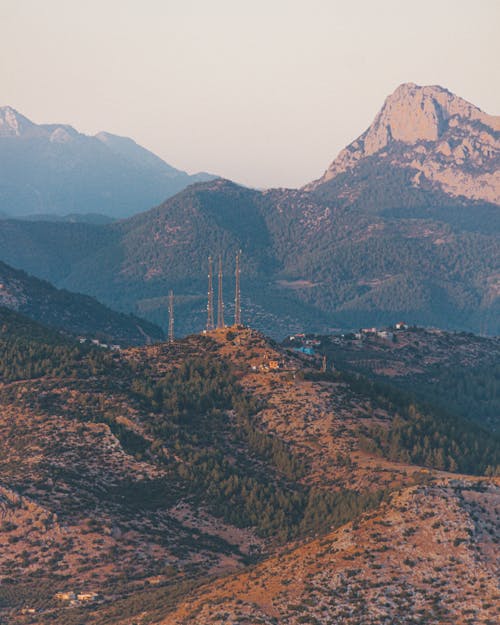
[1,0,499,188]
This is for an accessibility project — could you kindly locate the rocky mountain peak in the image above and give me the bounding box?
[48,125,81,143]
[366,83,500,150]
[306,83,500,204]
[0,106,36,137]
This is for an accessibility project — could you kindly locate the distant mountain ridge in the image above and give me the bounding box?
[0,84,498,336]
[0,106,215,218]
[1,175,497,336]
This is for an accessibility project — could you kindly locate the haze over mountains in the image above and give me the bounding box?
[0,106,214,218]
[0,83,498,336]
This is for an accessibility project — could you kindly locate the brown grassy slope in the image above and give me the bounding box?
[1,328,497,624]
[160,479,500,625]
[210,327,423,492]
[0,402,253,594]
[0,338,263,613]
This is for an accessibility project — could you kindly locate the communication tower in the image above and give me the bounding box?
[168,290,174,342]
[206,256,215,331]
[217,255,225,329]
[234,250,241,326]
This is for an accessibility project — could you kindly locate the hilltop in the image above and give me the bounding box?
[302,326,500,431]
[0,322,498,623]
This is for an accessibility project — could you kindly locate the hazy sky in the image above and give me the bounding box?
[2,0,499,188]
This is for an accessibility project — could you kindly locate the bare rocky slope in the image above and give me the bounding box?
[163,479,500,625]
[306,82,500,205]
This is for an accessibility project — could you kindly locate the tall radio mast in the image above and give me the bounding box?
[234,250,241,326]
[217,255,225,329]
[206,256,215,331]
[168,290,174,342]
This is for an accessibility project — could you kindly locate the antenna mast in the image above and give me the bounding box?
[234,250,241,326]
[168,289,174,343]
[207,256,214,331]
[217,255,225,329]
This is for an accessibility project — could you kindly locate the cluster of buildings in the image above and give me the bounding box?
[286,321,411,354]
[78,337,121,350]
[287,334,321,355]
[251,353,286,372]
[55,590,100,605]
[354,321,409,341]
[354,328,395,341]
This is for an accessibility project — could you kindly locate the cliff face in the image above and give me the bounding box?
[307,83,500,205]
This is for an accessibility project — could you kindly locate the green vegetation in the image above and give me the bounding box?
[360,409,500,476]
[332,372,500,476]
[397,361,500,430]
[0,307,111,381]
[0,260,164,344]
[316,329,500,431]
[130,355,385,540]
[1,174,498,337]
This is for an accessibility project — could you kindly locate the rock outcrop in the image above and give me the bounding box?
[307,83,500,205]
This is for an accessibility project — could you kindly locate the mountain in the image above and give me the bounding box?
[0,85,498,336]
[0,325,498,624]
[307,82,500,204]
[0,175,498,337]
[0,179,357,336]
[0,260,164,345]
[0,106,215,218]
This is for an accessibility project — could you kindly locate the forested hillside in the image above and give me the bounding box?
[314,328,500,432]
[0,307,112,380]
[0,176,498,337]
[0,261,164,345]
